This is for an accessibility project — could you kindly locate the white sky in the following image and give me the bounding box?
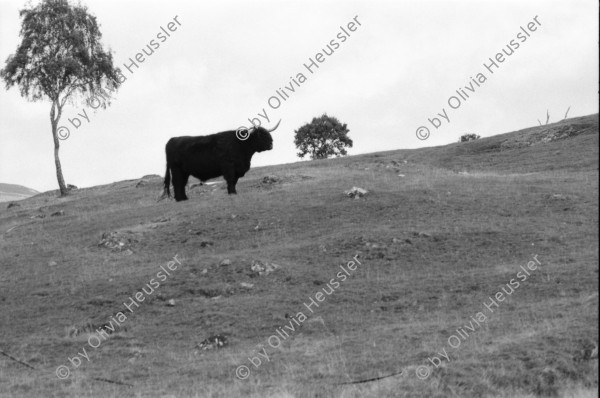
[0,0,598,192]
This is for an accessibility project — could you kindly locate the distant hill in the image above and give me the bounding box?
[0,183,39,203]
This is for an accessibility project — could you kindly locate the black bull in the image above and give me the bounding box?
[162,121,280,201]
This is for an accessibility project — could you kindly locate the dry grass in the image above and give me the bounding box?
[0,114,598,397]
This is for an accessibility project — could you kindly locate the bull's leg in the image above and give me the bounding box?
[228,177,239,194]
[171,168,189,201]
[179,174,190,200]
[222,166,238,194]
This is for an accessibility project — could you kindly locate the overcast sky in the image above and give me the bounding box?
[0,0,598,192]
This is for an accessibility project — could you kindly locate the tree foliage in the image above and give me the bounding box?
[0,0,121,195]
[294,114,352,160]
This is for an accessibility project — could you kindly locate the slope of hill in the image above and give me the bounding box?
[0,114,597,398]
[0,183,39,203]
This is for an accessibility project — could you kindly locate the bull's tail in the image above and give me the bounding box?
[162,164,171,199]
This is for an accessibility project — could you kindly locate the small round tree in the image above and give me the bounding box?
[1,0,121,195]
[294,114,352,160]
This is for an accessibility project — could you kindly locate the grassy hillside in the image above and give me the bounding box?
[0,114,598,398]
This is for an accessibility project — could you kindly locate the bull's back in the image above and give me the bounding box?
[165,134,225,181]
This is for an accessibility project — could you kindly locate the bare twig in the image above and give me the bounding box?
[564,106,571,120]
[537,119,542,126]
[0,350,37,370]
[89,376,133,387]
[0,349,132,388]
[545,109,550,125]
[336,370,404,385]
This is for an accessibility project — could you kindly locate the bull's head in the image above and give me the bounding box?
[237,119,280,152]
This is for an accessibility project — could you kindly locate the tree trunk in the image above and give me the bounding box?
[50,102,68,196]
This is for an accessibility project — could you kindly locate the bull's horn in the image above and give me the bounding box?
[265,119,281,133]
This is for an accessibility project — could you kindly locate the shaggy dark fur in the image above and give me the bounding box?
[163,127,274,201]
